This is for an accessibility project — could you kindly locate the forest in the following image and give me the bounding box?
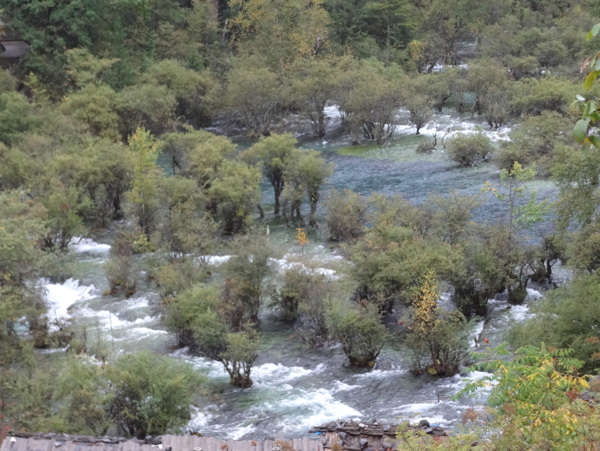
[2,0,600,448]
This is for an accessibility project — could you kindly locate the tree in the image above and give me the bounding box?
[0,191,47,345]
[117,83,178,139]
[461,345,599,450]
[446,132,494,167]
[106,351,203,438]
[348,193,464,312]
[220,234,277,328]
[143,59,217,128]
[295,150,334,227]
[511,76,576,116]
[246,133,296,215]
[124,128,163,238]
[208,160,261,234]
[156,176,213,258]
[326,300,387,367]
[405,94,433,135]
[162,284,260,388]
[509,272,600,373]
[60,84,120,140]
[337,61,405,144]
[290,57,347,137]
[483,162,547,304]
[271,265,328,323]
[405,270,473,376]
[325,0,414,64]
[159,129,215,176]
[55,357,113,436]
[229,0,330,72]
[325,189,368,242]
[2,0,102,93]
[0,92,34,146]
[38,181,91,251]
[224,59,285,137]
[50,137,132,226]
[498,111,574,176]
[104,228,139,297]
[466,60,510,122]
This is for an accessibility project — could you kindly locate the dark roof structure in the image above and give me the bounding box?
[0,433,323,451]
[0,422,447,451]
[0,41,29,59]
[0,20,29,66]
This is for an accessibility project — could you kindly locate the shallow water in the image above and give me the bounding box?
[42,109,559,439]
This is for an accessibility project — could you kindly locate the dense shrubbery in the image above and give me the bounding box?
[446,132,494,167]
[1,0,600,442]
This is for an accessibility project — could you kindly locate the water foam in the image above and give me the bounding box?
[281,388,362,432]
[70,237,111,255]
[44,278,96,323]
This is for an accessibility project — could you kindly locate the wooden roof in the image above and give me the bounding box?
[0,41,29,59]
[0,434,324,451]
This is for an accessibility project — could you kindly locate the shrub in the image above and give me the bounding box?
[406,271,473,376]
[325,189,368,242]
[271,266,328,323]
[461,345,600,450]
[446,132,494,167]
[326,300,387,367]
[107,351,203,438]
[162,283,260,388]
[509,272,600,373]
[104,229,138,297]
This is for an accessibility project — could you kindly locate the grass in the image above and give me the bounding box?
[335,134,449,163]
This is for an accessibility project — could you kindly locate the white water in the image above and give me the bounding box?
[43,104,553,439]
[44,229,543,440]
[44,278,97,328]
[70,237,111,255]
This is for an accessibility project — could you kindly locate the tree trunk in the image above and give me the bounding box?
[309,193,319,228]
[317,111,325,137]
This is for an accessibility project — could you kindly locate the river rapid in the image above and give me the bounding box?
[43,107,559,439]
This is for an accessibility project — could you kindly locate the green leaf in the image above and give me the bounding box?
[574,119,589,142]
[589,135,600,149]
[588,24,600,41]
[584,71,599,90]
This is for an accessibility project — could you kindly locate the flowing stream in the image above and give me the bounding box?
[43,108,560,439]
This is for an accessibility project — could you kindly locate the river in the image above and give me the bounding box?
[43,107,559,439]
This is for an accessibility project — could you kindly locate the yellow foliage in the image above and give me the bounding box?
[296,228,308,253]
[410,270,440,335]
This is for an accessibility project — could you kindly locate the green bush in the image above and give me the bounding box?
[107,351,203,438]
[446,132,494,167]
[326,300,387,367]
[509,272,600,373]
[325,189,368,242]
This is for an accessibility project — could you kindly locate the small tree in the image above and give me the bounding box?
[105,228,138,297]
[446,132,494,168]
[326,300,387,367]
[296,150,333,228]
[246,133,296,215]
[271,266,329,324]
[405,94,433,135]
[225,60,284,137]
[124,128,162,238]
[483,162,548,304]
[460,345,599,450]
[325,189,368,242]
[220,233,276,328]
[296,228,309,254]
[406,271,472,376]
[107,351,203,438]
[162,284,260,388]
